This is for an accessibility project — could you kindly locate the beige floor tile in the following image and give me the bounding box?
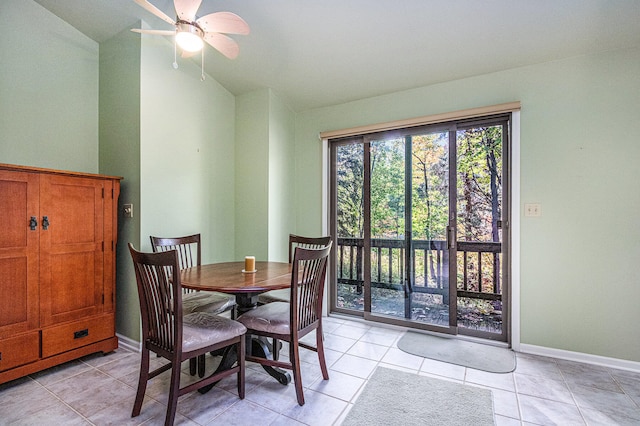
[491,388,521,420]
[419,357,466,381]
[3,317,640,426]
[0,383,73,424]
[465,368,516,392]
[279,389,348,426]
[379,347,423,370]
[46,369,136,418]
[571,384,640,421]
[30,359,92,386]
[321,334,357,353]
[88,395,165,426]
[518,394,585,425]
[176,387,240,425]
[331,324,370,340]
[307,369,365,402]
[267,414,307,425]
[13,402,91,425]
[330,354,378,379]
[345,340,389,361]
[204,399,279,425]
[358,329,402,347]
[494,414,522,426]
[244,375,303,412]
[514,373,574,403]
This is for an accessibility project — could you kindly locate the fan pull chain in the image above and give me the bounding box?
[173,35,178,69]
[200,49,206,81]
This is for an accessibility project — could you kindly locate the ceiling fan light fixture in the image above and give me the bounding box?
[133,1,249,61]
[175,21,204,52]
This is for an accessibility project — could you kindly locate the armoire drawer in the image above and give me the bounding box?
[0,332,40,372]
[41,314,115,358]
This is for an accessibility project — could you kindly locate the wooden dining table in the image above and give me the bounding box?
[180,260,293,387]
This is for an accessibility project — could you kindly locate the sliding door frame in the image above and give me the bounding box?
[327,105,516,345]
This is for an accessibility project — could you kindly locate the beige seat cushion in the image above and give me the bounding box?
[237,302,290,335]
[182,312,246,353]
[183,291,235,315]
[257,288,290,304]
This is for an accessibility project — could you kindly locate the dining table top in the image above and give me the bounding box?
[180,260,292,294]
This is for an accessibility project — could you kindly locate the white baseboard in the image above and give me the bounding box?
[519,343,640,373]
[117,333,141,353]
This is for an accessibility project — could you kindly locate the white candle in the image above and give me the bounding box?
[245,256,255,272]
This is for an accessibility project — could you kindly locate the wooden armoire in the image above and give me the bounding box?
[0,163,121,384]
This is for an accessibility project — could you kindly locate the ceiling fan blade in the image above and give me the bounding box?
[131,28,175,35]
[197,12,250,35]
[133,0,175,25]
[174,0,202,21]
[204,33,239,59]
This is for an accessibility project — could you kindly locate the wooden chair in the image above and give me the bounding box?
[151,234,236,376]
[237,242,332,405]
[258,234,332,304]
[128,244,245,426]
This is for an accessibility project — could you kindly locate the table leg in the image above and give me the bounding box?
[198,293,291,394]
[235,293,291,385]
[197,345,236,394]
[234,293,259,316]
[251,336,291,385]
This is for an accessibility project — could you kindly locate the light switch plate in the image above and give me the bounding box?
[123,203,133,218]
[524,203,541,217]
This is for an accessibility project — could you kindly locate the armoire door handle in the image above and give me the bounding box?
[42,216,50,230]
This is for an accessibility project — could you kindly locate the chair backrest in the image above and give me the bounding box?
[150,234,201,294]
[290,241,333,336]
[150,234,201,269]
[288,234,332,263]
[129,243,183,357]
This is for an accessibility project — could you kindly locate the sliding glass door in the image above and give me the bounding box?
[330,115,510,342]
[454,122,508,337]
[365,129,454,331]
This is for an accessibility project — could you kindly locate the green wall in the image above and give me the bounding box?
[99,27,142,342]
[235,90,270,260]
[235,89,296,262]
[0,0,98,172]
[268,91,296,262]
[295,46,640,362]
[138,31,237,262]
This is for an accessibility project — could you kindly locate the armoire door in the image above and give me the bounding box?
[39,174,105,327]
[0,170,40,337]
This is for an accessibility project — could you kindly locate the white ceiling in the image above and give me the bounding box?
[34,0,640,112]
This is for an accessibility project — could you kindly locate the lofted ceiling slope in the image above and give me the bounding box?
[34,0,640,112]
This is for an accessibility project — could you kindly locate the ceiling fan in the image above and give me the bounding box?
[131,0,250,60]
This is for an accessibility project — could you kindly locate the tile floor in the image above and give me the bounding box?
[2,315,640,425]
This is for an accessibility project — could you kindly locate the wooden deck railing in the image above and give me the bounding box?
[336,237,502,304]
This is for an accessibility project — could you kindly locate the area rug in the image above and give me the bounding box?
[397,332,516,373]
[342,367,494,426]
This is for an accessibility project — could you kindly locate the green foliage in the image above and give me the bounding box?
[456,126,502,242]
[368,132,450,241]
[335,125,502,245]
[411,133,449,240]
[370,138,405,238]
[336,144,364,238]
